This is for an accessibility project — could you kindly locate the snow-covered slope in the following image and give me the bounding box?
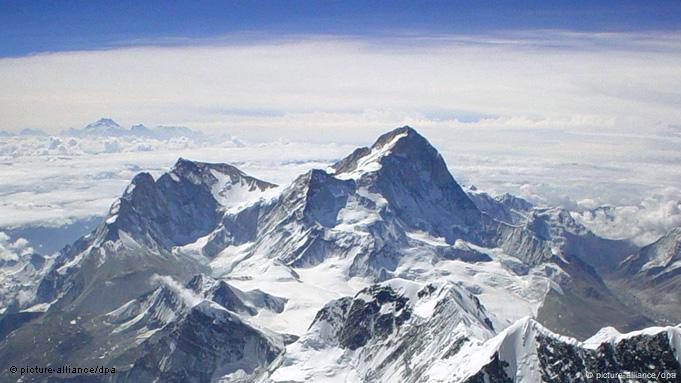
[621,227,681,281]
[453,317,681,383]
[0,251,49,315]
[332,127,482,242]
[0,250,52,342]
[269,282,681,383]
[33,158,277,316]
[615,227,681,323]
[1,272,286,382]
[270,279,498,382]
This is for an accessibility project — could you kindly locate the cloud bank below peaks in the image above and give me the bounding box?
[1,32,680,142]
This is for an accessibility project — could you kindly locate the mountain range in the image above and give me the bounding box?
[60,118,206,140]
[0,126,679,382]
[2,118,207,141]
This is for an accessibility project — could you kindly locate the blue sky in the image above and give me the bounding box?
[2,1,681,57]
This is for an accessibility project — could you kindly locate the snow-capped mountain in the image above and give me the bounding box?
[270,279,499,382]
[0,126,677,382]
[81,118,128,136]
[103,274,288,382]
[33,158,277,317]
[457,317,681,383]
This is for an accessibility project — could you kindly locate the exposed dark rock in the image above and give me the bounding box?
[463,352,513,383]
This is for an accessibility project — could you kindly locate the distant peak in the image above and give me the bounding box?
[95,118,118,125]
[85,118,121,129]
[18,128,48,136]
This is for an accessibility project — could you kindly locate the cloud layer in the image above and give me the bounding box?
[572,190,681,246]
[0,232,32,262]
[1,32,680,142]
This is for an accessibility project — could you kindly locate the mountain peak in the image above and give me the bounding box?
[330,126,481,242]
[372,125,420,148]
[331,126,432,177]
[91,159,276,250]
[172,157,199,171]
[85,118,121,130]
[170,158,274,188]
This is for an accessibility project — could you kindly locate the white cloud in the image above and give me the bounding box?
[151,274,202,307]
[0,232,33,261]
[572,188,681,246]
[0,32,680,142]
